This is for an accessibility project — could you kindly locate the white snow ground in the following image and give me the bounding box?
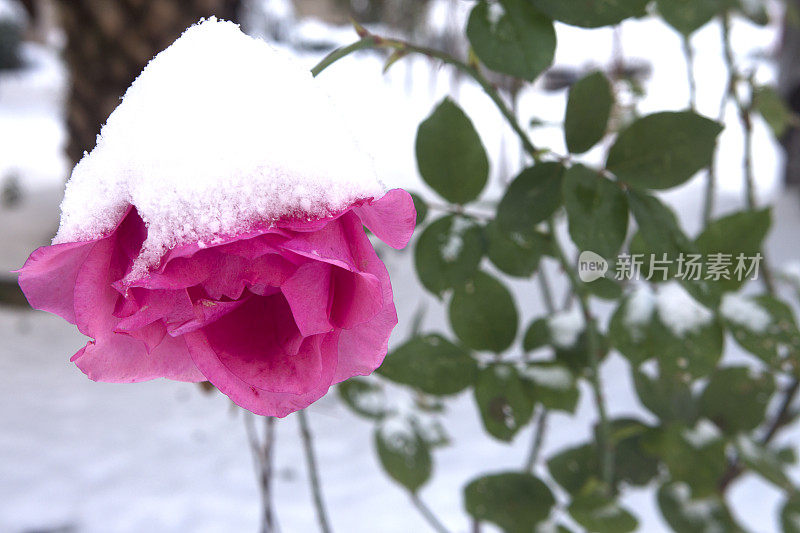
[1,5,800,533]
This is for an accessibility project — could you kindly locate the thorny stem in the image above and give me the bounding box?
[549,220,614,492]
[298,410,333,533]
[245,413,277,533]
[409,493,452,533]
[311,25,542,160]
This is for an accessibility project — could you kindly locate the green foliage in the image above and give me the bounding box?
[474,364,534,441]
[754,85,796,138]
[449,272,518,353]
[496,163,564,237]
[723,294,800,370]
[415,98,489,204]
[607,112,722,190]
[568,486,638,533]
[523,317,551,351]
[563,164,629,259]
[466,0,556,81]
[609,289,724,378]
[485,220,544,278]
[410,192,428,225]
[695,208,771,293]
[464,472,555,531]
[379,334,478,395]
[338,378,387,419]
[414,215,484,296]
[375,419,432,492]
[520,362,580,413]
[565,72,614,154]
[698,366,775,434]
[528,0,648,28]
[632,368,698,425]
[657,483,742,533]
[656,0,724,35]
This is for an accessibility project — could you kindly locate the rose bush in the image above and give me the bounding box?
[18,189,415,417]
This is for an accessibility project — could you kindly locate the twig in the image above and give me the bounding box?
[682,35,697,111]
[548,220,614,492]
[311,26,542,160]
[245,412,277,533]
[524,407,549,472]
[409,493,452,533]
[298,410,333,533]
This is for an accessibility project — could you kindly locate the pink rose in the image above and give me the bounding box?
[17,189,415,417]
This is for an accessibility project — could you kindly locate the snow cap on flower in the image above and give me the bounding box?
[55,17,385,276]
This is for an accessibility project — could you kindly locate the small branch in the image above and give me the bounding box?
[245,412,277,533]
[298,410,334,533]
[682,35,697,111]
[524,408,549,472]
[548,220,614,492]
[409,493,452,533]
[311,28,542,160]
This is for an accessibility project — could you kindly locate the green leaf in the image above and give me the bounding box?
[644,422,728,496]
[695,208,771,293]
[338,378,387,420]
[519,362,580,413]
[496,163,564,238]
[735,435,794,490]
[378,334,478,395]
[565,71,614,153]
[449,272,518,353]
[410,192,428,225]
[568,488,638,533]
[416,98,489,204]
[609,287,724,378]
[699,366,775,434]
[375,418,432,492]
[754,85,795,138]
[632,367,698,425]
[486,220,544,278]
[474,364,534,441]
[466,0,556,81]
[657,482,743,533]
[523,318,551,351]
[782,495,800,533]
[548,444,599,495]
[726,295,800,371]
[601,418,660,487]
[584,276,623,300]
[464,472,555,532]
[656,0,723,35]
[528,0,648,27]
[414,215,484,296]
[563,164,629,259]
[607,111,722,190]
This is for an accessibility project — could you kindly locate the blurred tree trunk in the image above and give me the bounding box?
[57,0,241,165]
[779,0,800,187]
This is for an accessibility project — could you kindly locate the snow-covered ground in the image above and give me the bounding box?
[1,4,800,532]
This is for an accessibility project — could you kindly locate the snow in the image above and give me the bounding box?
[624,285,656,340]
[54,18,384,277]
[720,292,773,333]
[518,364,572,390]
[548,307,585,349]
[655,282,715,337]
[3,2,800,532]
[440,216,472,261]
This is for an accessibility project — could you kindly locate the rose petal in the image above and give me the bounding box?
[72,331,204,383]
[353,188,416,249]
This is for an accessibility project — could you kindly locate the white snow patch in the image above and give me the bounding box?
[379,415,417,454]
[54,18,384,277]
[518,365,572,390]
[487,3,506,26]
[720,293,772,333]
[683,420,722,448]
[548,307,585,349]
[624,285,656,341]
[655,282,714,337]
[440,217,472,261]
[780,262,800,288]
